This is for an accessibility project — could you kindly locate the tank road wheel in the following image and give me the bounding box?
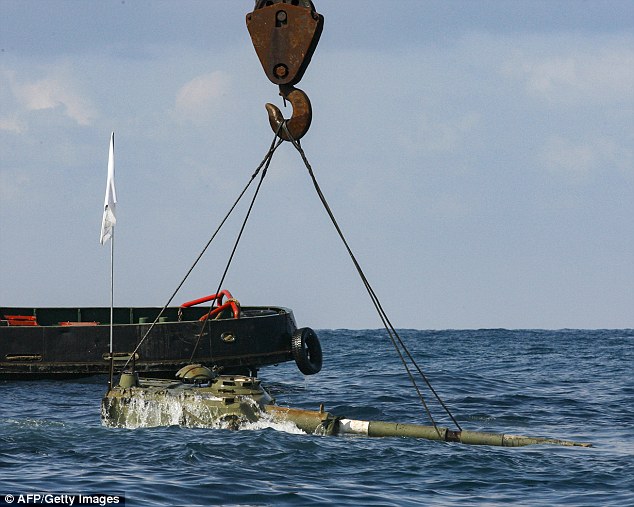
[291,327,322,375]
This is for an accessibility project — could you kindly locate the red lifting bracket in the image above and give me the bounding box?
[246,0,324,141]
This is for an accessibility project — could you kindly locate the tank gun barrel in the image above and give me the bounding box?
[264,406,591,448]
[339,418,591,447]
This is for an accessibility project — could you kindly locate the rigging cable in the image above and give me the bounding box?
[281,122,462,432]
[121,130,284,373]
[190,133,282,360]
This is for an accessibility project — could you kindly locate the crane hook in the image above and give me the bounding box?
[265,85,312,142]
[247,0,322,141]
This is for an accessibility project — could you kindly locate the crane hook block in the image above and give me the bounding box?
[246,0,324,86]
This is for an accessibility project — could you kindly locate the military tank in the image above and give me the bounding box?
[101,364,590,448]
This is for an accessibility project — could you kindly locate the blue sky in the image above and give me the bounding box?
[1,1,632,329]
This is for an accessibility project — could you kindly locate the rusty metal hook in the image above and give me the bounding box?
[265,84,312,141]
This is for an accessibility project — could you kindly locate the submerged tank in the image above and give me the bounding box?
[102,365,591,448]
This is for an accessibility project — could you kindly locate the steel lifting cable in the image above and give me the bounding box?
[280,123,462,433]
[121,130,284,373]
[189,134,282,360]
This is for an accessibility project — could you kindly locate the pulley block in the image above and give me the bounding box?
[246,0,324,86]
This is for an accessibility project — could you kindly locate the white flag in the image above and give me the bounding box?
[100,132,117,245]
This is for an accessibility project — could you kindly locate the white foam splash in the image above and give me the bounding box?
[102,390,220,429]
[239,413,307,435]
[102,391,306,435]
[2,418,65,428]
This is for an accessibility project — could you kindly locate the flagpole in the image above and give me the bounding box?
[101,131,117,391]
[109,231,115,390]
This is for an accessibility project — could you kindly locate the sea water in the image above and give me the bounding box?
[1,329,633,506]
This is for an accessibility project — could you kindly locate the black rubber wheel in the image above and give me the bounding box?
[291,327,322,375]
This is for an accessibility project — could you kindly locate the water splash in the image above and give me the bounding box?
[101,390,307,435]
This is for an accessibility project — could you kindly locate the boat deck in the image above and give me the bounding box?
[0,306,298,380]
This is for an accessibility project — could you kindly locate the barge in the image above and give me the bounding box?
[0,302,321,380]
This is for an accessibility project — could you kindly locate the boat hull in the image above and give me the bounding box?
[0,306,297,379]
